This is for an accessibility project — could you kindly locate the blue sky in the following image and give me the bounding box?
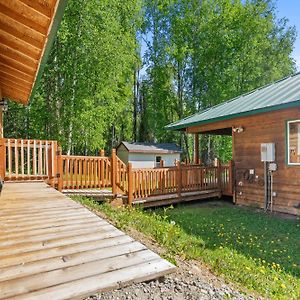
[276,0,300,70]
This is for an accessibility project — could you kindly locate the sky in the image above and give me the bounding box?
[276,0,300,70]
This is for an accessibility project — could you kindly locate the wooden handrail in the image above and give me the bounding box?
[0,138,234,201]
[1,138,57,184]
[59,154,111,190]
[130,164,220,200]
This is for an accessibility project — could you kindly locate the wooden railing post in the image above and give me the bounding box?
[111,149,117,195]
[99,149,105,187]
[160,159,164,167]
[176,161,182,198]
[100,149,105,157]
[0,138,6,180]
[229,159,233,195]
[194,133,199,164]
[127,162,133,206]
[47,143,53,187]
[216,158,222,191]
[57,146,63,192]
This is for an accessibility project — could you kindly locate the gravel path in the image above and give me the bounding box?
[87,260,257,300]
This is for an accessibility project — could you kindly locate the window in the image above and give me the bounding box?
[155,156,162,167]
[287,120,300,165]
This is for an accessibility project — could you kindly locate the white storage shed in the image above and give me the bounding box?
[116,142,182,168]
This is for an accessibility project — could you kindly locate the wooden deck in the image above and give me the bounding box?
[133,189,221,207]
[0,181,175,300]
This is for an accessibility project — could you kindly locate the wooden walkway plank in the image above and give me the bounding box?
[0,182,175,299]
[0,213,100,230]
[8,259,174,300]
[0,215,102,234]
[0,250,160,299]
[0,241,147,282]
[0,209,94,223]
[0,220,107,243]
[0,235,134,269]
[0,207,90,220]
[0,226,125,258]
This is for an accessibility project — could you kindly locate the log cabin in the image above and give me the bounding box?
[167,72,300,216]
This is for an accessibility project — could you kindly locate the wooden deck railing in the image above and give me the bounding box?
[181,164,218,192]
[0,137,233,205]
[131,166,178,199]
[127,162,229,205]
[59,154,111,190]
[220,160,233,196]
[116,156,128,194]
[0,138,57,184]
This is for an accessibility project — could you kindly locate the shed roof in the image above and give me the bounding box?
[166,72,300,131]
[117,142,182,154]
[0,0,67,105]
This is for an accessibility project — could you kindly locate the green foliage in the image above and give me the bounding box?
[76,196,300,299]
[138,0,296,161]
[5,0,142,154]
[4,0,297,160]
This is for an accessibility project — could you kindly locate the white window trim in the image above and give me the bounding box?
[287,119,300,165]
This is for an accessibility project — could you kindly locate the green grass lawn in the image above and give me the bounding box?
[74,197,300,300]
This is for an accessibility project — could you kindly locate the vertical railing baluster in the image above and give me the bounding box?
[38,140,42,175]
[14,139,19,178]
[33,140,37,176]
[27,140,30,176]
[45,141,48,176]
[20,139,24,177]
[7,139,12,179]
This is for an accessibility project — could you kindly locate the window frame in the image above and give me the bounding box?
[286,119,300,166]
[155,156,162,167]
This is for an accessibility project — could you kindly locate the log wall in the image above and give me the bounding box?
[188,107,300,215]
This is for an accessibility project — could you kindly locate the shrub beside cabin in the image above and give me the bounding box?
[167,72,300,216]
[117,142,182,168]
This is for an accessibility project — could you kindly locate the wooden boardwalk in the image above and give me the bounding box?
[0,182,175,300]
[133,189,221,207]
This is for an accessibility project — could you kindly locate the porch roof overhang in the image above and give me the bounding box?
[0,0,67,105]
[166,72,300,133]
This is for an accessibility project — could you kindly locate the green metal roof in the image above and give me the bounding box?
[166,72,300,130]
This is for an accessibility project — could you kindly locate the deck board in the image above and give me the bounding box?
[0,182,175,300]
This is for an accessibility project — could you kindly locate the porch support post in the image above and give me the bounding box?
[194,133,199,164]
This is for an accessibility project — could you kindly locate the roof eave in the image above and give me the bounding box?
[127,150,182,154]
[28,0,68,104]
[167,100,300,131]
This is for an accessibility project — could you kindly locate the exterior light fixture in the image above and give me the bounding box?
[232,126,244,133]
